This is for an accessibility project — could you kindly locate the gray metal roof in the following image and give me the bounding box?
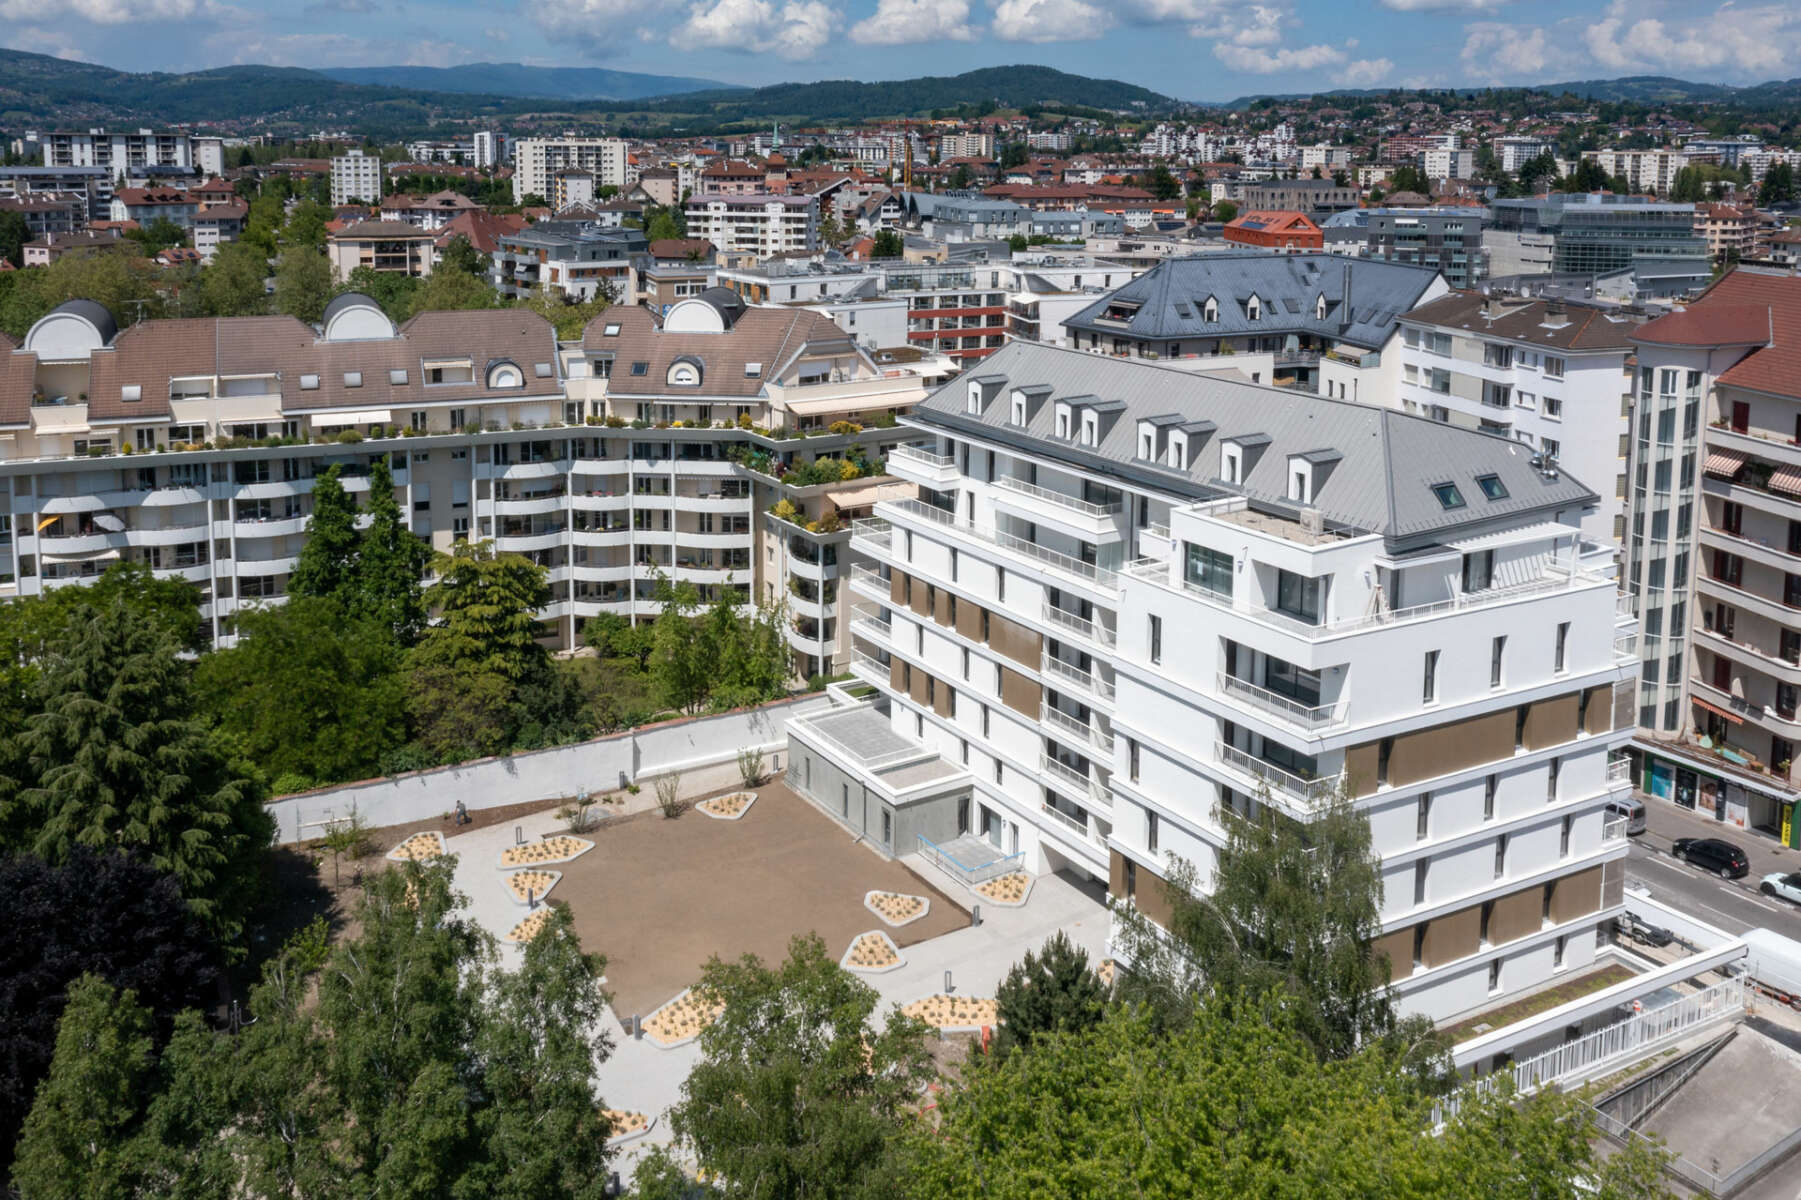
[1063,253,1444,350]
[911,341,1597,545]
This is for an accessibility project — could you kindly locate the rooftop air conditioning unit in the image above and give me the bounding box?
[1300,508,1325,536]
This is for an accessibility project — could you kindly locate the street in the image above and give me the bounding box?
[1628,797,1801,941]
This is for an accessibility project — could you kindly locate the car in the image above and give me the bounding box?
[1672,836,1750,879]
[1761,871,1801,904]
[1605,797,1647,836]
[1620,911,1676,947]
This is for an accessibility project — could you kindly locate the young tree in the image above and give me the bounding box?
[1145,163,1181,200]
[407,264,499,317]
[194,240,270,317]
[340,265,421,320]
[1211,199,1238,222]
[515,284,610,340]
[272,246,334,323]
[354,455,430,643]
[649,577,710,713]
[817,212,848,249]
[8,603,270,946]
[287,463,360,606]
[583,611,655,671]
[870,228,905,258]
[195,596,406,785]
[0,208,30,268]
[438,233,489,278]
[1112,785,1426,1065]
[991,930,1105,1058]
[670,934,932,1200]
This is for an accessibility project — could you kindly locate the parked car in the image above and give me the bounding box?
[1672,837,1751,879]
[1620,911,1676,948]
[1604,797,1647,836]
[1761,871,1801,904]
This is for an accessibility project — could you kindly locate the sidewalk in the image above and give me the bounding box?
[1640,796,1799,880]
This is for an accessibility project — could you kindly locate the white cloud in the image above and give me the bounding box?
[850,0,975,44]
[1458,20,1564,82]
[1456,2,1801,86]
[530,0,644,51]
[5,25,85,59]
[1212,39,1345,72]
[0,0,207,20]
[1214,3,1285,45]
[1379,0,1514,10]
[674,0,840,59]
[202,30,467,67]
[1336,57,1393,86]
[989,0,1110,42]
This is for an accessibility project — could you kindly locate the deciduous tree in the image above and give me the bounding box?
[195,239,270,317]
[288,463,360,606]
[273,246,334,323]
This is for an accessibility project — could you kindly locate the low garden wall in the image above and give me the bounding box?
[265,694,833,844]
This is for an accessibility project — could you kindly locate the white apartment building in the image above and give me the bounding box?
[33,128,197,172]
[1395,292,1639,542]
[1026,131,1072,152]
[684,194,818,259]
[1583,149,1689,197]
[1494,136,1557,174]
[331,149,383,206]
[0,293,944,667]
[471,131,499,170]
[937,132,995,161]
[513,137,628,203]
[1300,145,1356,172]
[807,339,1638,1033]
[1422,147,1477,182]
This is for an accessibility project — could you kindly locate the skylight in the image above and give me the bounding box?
[1476,474,1509,501]
[630,361,649,376]
[1431,482,1466,510]
[603,323,621,336]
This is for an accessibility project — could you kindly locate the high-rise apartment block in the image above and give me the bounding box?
[330,149,383,206]
[513,138,628,204]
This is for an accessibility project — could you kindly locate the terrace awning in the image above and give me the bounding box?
[1693,697,1743,724]
[1703,449,1747,477]
[1770,464,1801,496]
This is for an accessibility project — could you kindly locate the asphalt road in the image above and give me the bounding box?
[1627,799,1801,940]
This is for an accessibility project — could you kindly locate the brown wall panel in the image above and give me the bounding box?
[1108,851,1176,929]
[1550,866,1602,924]
[1422,904,1481,968]
[889,657,906,693]
[934,681,954,717]
[1371,927,1414,977]
[910,579,931,617]
[908,665,929,706]
[1488,887,1541,946]
[955,597,985,642]
[999,667,1041,718]
[1524,693,1580,751]
[988,614,1042,668]
[1386,709,1515,789]
[1345,742,1381,798]
[890,569,909,607]
[1583,685,1613,735]
[933,586,954,627]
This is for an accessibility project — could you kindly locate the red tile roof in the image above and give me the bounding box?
[1633,269,1801,399]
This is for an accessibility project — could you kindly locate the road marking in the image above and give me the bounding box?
[1696,901,1744,924]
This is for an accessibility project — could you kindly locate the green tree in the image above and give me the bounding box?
[407,263,499,317]
[438,233,488,277]
[1761,162,1796,207]
[0,208,29,268]
[948,164,972,190]
[126,217,187,254]
[1145,163,1181,201]
[1559,157,1612,193]
[906,999,1669,1200]
[281,198,331,251]
[10,976,158,1200]
[1387,164,1431,195]
[288,463,361,606]
[871,228,904,258]
[7,603,270,945]
[1211,199,1238,222]
[669,934,931,1200]
[272,246,334,323]
[341,264,421,320]
[0,250,166,337]
[645,207,685,242]
[516,284,610,339]
[195,240,269,317]
[355,455,431,643]
[1006,233,1028,253]
[1669,166,1706,202]
[583,611,655,671]
[991,930,1106,1057]
[1112,785,1429,1066]
[650,576,710,714]
[195,596,406,786]
[817,212,848,249]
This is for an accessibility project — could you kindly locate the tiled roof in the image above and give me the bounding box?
[1638,269,1801,399]
[582,304,859,402]
[908,340,1597,544]
[331,220,435,241]
[0,332,31,427]
[1402,290,1640,351]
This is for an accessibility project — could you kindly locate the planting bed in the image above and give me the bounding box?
[498,836,593,869]
[386,831,445,862]
[1099,959,1115,987]
[697,791,757,820]
[840,930,904,974]
[972,871,1033,906]
[506,908,554,944]
[601,1110,652,1145]
[863,890,929,927]
[901,994,999,1031]
[642,988,725,1048]
[504,869,561,905]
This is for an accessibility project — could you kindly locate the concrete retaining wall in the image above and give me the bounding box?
[266,694,833,844]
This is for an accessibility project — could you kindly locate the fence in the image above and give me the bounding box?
[266,694,832,844]
[917,833,1024,886]
[1431,974,1747,1128]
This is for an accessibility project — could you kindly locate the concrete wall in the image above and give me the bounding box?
[266,694,832,844]
[786,735,967,855]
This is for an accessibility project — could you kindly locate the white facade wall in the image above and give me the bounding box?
[331,150,383,206]
[513,138,628,203]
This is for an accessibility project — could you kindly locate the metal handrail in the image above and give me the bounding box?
[1039,801,1089,839]
[1042,603,1118,648]
[994,475,1123,518]
[889,444,954,469]
[1602,814,1628,843]
[1215,741,1342,804]
[1607,755,1631,785]
[1042,655,1116,702]
[880,499,1120,589]
[1216,671,1344,731]
[1039,753,1110,806]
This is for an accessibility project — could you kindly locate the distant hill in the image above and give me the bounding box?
[634,65,1178,119]
[320,62,736,102]
[1220,74,1801,108]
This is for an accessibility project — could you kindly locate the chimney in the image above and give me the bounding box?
[1339,260,1353,332]
[1543,297,1569,329]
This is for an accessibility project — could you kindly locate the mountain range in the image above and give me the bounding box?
[319,63,735,102]
[1222,74,1801,108]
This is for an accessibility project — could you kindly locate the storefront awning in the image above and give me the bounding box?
[1703,448,1747,477]
[1771,464,1801,496]
[1693,697,1744,724]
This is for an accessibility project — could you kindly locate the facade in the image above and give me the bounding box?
[1238,178,1360,216]
[1494,137,1556,173]
[331,150,383,207]
[1582,149,1688,197]
[513,138,628,203]
[1422,148,1477,182]
[0,194,83,239]
[0,293,943,668]
[491,223,646,303]
[191,200,248,261]
[1487,194,1709,298]
[937,133,996,160]
[834,339,1635,1028]
[34,129,196,171]
[0,166,112,222]
[108,188,198,229]
[1323,208,1489,289]
[1693,203,1758,265]
[684,193,818,258]
[1624,268,1801,845]
[1221,210,1323,252]
[326,220,435,283]
[471,131,499,170]
[380,191,482,231]
[1394,292,1639,541]
[1061,253,1450,396]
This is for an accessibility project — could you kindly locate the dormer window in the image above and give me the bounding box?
[1138,427,1154,460]
[1055,404,1071,439]
[1202,296,1218,322]
[1315,294,1328,320]
[667,358,702,387]
[745,361,762,378]
[1290,464,1312,504]
[967,382,981,414]
[1011,395,1026,426]
[1171,440,1186,470]
[488,362,523,389]
[1246,295,1261,321]
[1223,444,1243,484]
[1080,410,1098,447]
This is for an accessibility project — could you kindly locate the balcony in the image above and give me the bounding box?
[882,499,1120,594]
[849,647,892,690]
[1693,621,1801,684]
[993,477,1125,543]
[850,516,892,556]
[1216,672,1346,732]
[1215,741,1343,809]
[1039,753,1110,808]
[1608,753,1631,786]
[1042,603,1117,650]
[1043,654,1114,705]
[849,562,889,600]
[1042,703,1111,753]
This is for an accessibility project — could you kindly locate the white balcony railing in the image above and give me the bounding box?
[1608,754,1631,786]
[1215,741,1343,806]
[888,443,954,470]
[1041,703,1110,754]
[1602,814,1629,843]
[994,475,1123,518]
[1216,672,1345,732]
[1042,603,1117,648]
[1042,654,1116,702]
[850,516,892,552]
[882,499,1119,590]
[1039,753,1110,807]
[1039,801,1090,840]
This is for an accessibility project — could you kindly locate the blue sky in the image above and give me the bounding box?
[6,0,1799,101]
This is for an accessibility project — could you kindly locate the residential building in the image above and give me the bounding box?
[380,190,482,231]
[0,292,941,670]
[1494,137,1557,173]
[1221,210,1322,252]
[513,137,628,203]
[0,166,112,222]
[1422,147,1477,182]
[490,223,646,303]
[1060,253,1449,396]
[33,128,197,171]
[1693,203,1758,265]
[108,187,198,230]
[551,170,596,213]
[1322,208,1489,289]
[191,200,249,262]
[21,229,126,267]
[472,131,500,169]
[684,193,818,259]
[326,220,435,283]
[1487,195,1710,298]
[331,150,383,207]
[1239,178,1360,216]
[1582,149,1689,197]
[639,238,717,315]
[899,193,1030,242]
[818,339,1636,1032]
[1395,291,1639,540]
[1299,145,1356,172]
[1624,268,1801,844]
[0,194,82,240]
[937,132,996,161]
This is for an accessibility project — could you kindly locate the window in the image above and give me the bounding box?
[1274,570,1322,625]
[1555,622,1570,673]
[1548,756,1561,801]
[1543,355,1565,379]
[1128,737,1140,783]
[1493,834,1507,879]
[1184,544,1233,599]
[1560,814,1574,857]
[344,371,362,388]
[1431,481,1466,509]
[1011,395,1026,425]
[1553,935,1566,969]
[1222,444,1242,484]
[630,361,649,376]
[1411,925,1426,972]
[1484,774,1497,821]
[1490,636,1506,688]
[994,759,1003,785]
[1413,859,1428,905]
[1149,614,1162,664]
[1422,650,1439,704]
[1246,295,1261,321]
[1146,809,1159,854]
[1488,960,1502,993]
[1377,737,1394,787]
[1542,437,1560,459]
[1543,396,1563,420]
[1416,793,1432,840]
[1462,549,1495,593]
[1475,474,1508,501]
[981,705,990,738]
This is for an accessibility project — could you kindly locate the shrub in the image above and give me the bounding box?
[557,794,599,833]
[736,747,766,789]
[335,429,363,444]
[655,773,684,819]
[269,772,317,795]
